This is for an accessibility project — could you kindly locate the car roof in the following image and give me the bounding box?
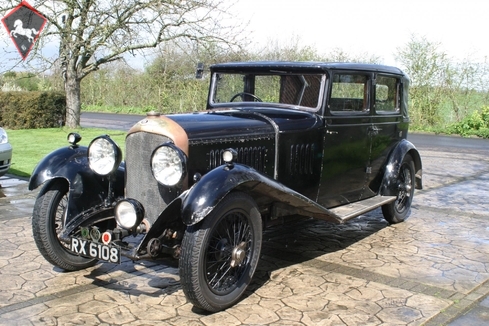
[210,61,406,76]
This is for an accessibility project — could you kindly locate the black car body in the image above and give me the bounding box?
[30,61,422,312]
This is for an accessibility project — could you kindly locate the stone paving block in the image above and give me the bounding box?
[1,150,489,325]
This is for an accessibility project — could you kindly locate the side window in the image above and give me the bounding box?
[375,75,400,113]
[329,74,369,114]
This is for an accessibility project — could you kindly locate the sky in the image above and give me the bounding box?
[0,0,488,71]
[231,0,489,66]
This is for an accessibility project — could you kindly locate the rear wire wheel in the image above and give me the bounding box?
[382,154,415,223]
[179,192,262,312]
[32,180,98,271]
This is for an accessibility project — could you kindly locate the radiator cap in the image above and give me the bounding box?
[146,111,161,117]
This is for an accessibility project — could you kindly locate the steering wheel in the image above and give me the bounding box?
[229,92,262,102]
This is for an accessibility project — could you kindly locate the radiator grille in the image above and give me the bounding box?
[125,133,173,224]
[289,144,315,175]
[208,146,267,172]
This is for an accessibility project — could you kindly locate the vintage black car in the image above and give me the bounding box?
[30,61,422,312]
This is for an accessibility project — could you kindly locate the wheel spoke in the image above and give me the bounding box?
[55,194,70,249]
[209,264,233,289]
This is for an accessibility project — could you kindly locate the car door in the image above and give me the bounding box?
[364,73,406,196]
[317,72,373,208]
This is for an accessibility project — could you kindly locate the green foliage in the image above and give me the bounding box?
[80,39,385,115]
[82,104,156,114]
[396,35,489,134]
[446,106,489,138]
[1,35,481,138]
[257,37,323,61]
[1,71,47,91]
[0,92,66,129]
[81,48,212,113]
[396,35,448,127]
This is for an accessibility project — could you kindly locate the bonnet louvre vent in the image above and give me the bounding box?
[289,144,315,175]
[209,146,267,172]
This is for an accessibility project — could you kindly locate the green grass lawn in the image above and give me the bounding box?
[7,128,127,178]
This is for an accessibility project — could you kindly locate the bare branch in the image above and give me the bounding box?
[0,0,241,127]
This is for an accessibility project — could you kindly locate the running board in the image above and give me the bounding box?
[270,195,397,224]
[329,196,397,223]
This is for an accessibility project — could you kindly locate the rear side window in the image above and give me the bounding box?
[375,75,400,113]
[329,74,369,114]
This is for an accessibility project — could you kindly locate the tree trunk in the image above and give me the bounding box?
[64,68,82,128]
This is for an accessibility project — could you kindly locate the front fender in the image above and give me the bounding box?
[181,163,342,226]
[181,164,250,225]
[29,145,125,224]
[30,145,90,191]
[380,139,423,196]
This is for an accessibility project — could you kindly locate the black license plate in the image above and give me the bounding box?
[70,238,121,264]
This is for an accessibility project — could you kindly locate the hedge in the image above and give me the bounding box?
[0,91,66,129]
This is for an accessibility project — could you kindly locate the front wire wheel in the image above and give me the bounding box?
[32,180,98,271]
[382,154,415,224]
[179,192,262,312]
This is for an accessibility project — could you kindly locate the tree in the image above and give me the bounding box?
[396,35,449,127]
[257,36,322,62]
[0,0,240,127]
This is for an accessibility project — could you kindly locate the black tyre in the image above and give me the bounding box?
[32,181,97,271]
[382,154,415,224]
[179,192,262,312]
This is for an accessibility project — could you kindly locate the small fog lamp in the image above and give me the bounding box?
[115,199,145,231]
[222,148,238,164]
[67,132,82,145]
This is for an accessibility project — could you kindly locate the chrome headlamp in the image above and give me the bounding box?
[88,135,122,176]
[151,143,187,186]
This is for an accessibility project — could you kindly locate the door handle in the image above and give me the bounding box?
[368,126,382,132]
[368,126,382,135]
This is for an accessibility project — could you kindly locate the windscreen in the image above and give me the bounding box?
[211,72,325,111]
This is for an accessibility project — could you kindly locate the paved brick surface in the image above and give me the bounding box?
[1,148,489,325]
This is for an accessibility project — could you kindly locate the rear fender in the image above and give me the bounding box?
[380,139,423,196]
[29,146,125,225]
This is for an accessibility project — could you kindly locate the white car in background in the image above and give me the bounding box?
[0,127,12,177]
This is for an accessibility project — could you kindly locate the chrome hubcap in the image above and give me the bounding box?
[231,242,247,268]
